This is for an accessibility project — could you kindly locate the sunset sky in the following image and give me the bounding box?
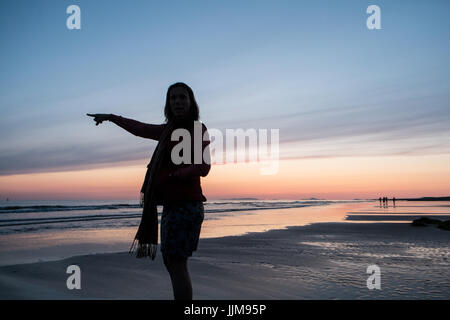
[1,0,449,200]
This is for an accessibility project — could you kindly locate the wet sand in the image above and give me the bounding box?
[1,201,449,299]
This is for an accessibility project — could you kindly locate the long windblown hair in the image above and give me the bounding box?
[164,82,200,123]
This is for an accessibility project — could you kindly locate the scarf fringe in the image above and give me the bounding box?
[129,239,157,260]
[130,120,175,261]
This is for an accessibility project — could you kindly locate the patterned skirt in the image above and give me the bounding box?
[160,200,204,257]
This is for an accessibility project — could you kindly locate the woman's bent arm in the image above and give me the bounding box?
[109,114,165,140]
[171,123,211,179]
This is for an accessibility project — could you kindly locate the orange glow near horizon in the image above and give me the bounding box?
[1,154,449,200]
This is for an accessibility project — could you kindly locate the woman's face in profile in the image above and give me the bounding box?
[169,87,191,119]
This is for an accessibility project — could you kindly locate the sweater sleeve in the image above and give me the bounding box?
[109,114,165,140]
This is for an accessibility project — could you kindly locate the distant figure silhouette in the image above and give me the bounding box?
[379,197,382,206]
[393,197,396,207]
[383,196,388,207]
[88,82,211,300]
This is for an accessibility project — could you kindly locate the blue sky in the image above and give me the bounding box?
[1,0,449,175]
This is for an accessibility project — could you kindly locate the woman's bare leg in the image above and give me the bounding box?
[163,254,192,300]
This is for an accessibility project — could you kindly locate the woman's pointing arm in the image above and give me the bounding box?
[87,113,165,140]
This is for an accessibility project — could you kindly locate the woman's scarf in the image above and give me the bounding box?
[128,120,176,259]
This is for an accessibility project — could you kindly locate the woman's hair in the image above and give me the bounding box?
[164,82,200,122]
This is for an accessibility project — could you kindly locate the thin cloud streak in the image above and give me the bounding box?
[0,142,156,176]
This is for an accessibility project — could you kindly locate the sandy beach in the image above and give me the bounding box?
[0,201,449,300]
[3,0,450,306]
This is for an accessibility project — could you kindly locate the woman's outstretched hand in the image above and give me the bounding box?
[87,113,112,126]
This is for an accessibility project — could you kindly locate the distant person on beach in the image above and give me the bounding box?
[393,197,396,206]
[87,82,211,300]
[379,197,382,206]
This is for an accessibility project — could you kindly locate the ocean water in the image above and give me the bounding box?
[0,199,368,266]
[0,199,354,235]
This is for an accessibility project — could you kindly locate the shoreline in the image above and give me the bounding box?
[0,201,373,267]
[1,218,448,299]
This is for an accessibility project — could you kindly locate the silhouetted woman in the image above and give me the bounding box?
[87,82,211,300]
